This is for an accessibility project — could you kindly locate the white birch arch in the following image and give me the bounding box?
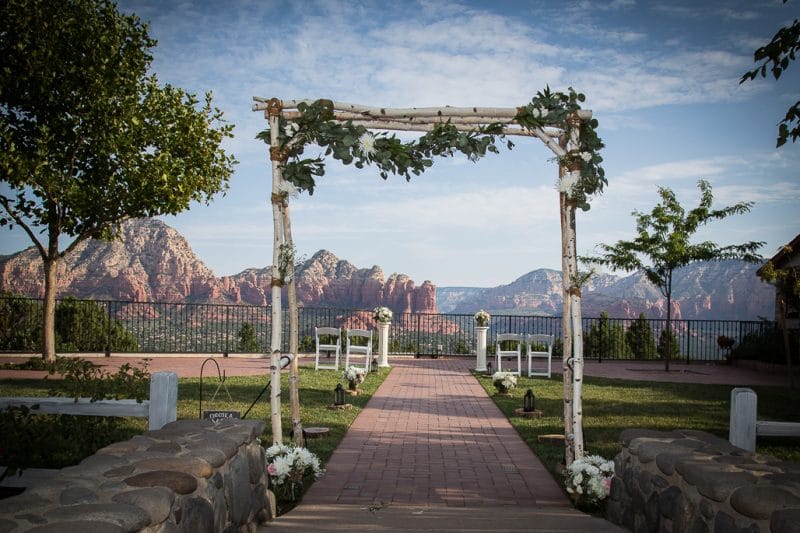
[252,91,607,466]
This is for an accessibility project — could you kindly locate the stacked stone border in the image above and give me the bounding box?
[0,419,274,532]
[606,428,800,532]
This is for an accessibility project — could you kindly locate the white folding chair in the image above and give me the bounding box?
[527,334,554,378]
[495,333,522,375]
[345,329,372,372]
[314,327,341,371]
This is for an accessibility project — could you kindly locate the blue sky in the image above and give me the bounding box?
[3,0,799,287]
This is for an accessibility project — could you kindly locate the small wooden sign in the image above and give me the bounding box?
[203,410,241,424]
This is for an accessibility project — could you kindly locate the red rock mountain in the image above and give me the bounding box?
[0,218,438,315]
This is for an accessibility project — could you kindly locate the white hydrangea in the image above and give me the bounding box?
[580,151,592,162]
[284,122,300,137]
[557,173,580,198]
[357,132,376,156]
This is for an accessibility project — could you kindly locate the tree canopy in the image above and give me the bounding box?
[740,0,800,147]
[583,179,763,370]
[0,0,237,360]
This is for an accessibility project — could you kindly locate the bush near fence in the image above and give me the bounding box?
[0,295,781,363]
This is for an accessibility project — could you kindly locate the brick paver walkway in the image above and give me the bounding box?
[301,358,565,508]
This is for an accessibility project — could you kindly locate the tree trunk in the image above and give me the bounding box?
[664,273,673,372]
[41,255,58,362]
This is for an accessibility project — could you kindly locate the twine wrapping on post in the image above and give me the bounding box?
[270,146,288,162]
[267,97,282,117]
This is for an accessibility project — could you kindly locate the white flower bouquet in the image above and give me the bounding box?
[474,309,490,326]
[491,371,517,393]
[563,454,614,508]
[342,365,366,387]
[265,443,324,506]
[373,306,393,323]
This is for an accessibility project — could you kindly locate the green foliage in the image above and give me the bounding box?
[299,335,315,353]
[514,86,606,210]
[627,313,657,360]
[257,88,605,210]
[236,323,261,353]
[584,312,632,359]
[0,357,151,479]
[657,329,680,361]
[0,295,139,353]
[0,293,41,351]
[54,297,139,352]
[583,180,763,369]
[740,1,800,147]
[0,0,236,359]
[453,339,470,355]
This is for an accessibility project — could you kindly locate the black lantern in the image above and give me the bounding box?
[371,357,378,373]
[487,361,493,375]
[523,388,536,412]
[334,383,345,406]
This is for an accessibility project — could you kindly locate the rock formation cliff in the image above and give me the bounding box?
[0,218,438,316]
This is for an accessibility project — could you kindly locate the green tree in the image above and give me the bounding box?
[584,311,631,359]
[0,293,42,351]
[740,0,800,147]
[657,329,680,362]
[758,245,800,387]
[236,323,261,353]
[626,313,657,360]
[0,0,237,362]
[583,180,763,371]
[54,297,138,353]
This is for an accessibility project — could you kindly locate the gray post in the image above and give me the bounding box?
[149,371,178,430]
[729,387,757,452]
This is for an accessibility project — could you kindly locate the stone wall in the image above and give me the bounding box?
[606,428,800,532]
[0,419,274,532]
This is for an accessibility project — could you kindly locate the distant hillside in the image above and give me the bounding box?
[0,218,774,321]
[439,261,774,321]
[0,218,437,315]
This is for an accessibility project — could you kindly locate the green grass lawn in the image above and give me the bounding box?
[2,364,798,478]
[0,365,389,470]
[475,372,800,479]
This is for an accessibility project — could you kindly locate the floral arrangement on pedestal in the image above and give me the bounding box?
[474,309,490,327]
[265,443,324,513]
[373,306,393,324]
[342,365,366,390]
[491,371,517,394]
[563,454,615,510]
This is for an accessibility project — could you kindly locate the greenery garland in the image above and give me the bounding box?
[257,87,605,211]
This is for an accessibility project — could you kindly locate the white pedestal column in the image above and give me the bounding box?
[378,322,390,368]
[476,326,489,372]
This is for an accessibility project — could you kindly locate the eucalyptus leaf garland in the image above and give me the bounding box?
[257,87,605,210]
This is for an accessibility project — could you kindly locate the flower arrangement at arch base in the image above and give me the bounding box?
[491,371,517,395]
[342,365,366,393]
[562,454,615,512]
[265,443,324,514]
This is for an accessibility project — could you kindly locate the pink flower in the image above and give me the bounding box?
[267,463,277,476]
[602,476,612,495]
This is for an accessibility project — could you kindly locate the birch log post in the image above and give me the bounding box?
[559,160,575,467]
[281,201,304,446]
[267,98,284,444]
[566,113,586,461]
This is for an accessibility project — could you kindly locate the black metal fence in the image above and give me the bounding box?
[0,296,778,363]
